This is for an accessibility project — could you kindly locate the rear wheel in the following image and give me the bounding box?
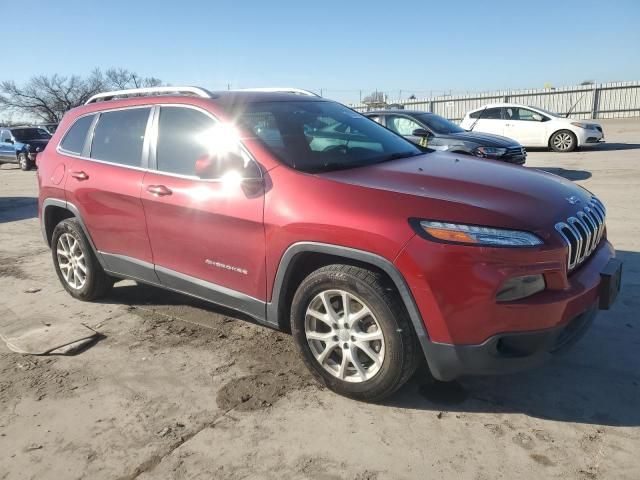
[18,153,31,171]
[51,218,114,300]
[291,264,419,401]
[550,130,577,152]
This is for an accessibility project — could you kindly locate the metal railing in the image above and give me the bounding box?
[349,81,640,121]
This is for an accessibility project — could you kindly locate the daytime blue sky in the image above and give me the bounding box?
[6,0,640,103]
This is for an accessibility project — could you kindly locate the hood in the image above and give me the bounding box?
[440,131,521,147]
[318,153,591,235]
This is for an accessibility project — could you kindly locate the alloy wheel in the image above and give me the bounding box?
[304,289,385,383]
[56,233,87,289]
[18,154,28,170]
[553,132,573,151]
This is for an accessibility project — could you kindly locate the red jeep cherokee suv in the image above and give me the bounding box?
[37,87,622,400]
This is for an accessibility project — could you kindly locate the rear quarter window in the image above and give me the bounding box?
[59,115,95,154]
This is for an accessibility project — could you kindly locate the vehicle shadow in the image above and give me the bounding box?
[385,249,640,427]
[583,142,640,152]
[102,281,268,329]
[525,143,640,153]
[0,196,38,223]
[533,167,592,181]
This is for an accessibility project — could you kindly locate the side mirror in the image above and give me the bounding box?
[3,138,13,144]
[412,128,431,137]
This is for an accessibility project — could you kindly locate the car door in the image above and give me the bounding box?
[503,107,548,146]
[468,107,506,136]
[141,105,266,313]
[0,129,15,160]
[63,106,157,282]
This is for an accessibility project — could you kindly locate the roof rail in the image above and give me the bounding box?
[231,87,320,97]
[85,86,213,105]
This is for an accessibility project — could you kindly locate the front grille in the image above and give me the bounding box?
[555,197,606,271]
[505,146,526,157]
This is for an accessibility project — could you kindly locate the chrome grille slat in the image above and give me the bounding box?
[554,197,607,272]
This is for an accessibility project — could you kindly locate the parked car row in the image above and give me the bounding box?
[37,86,620,400]
[365,110,527,164]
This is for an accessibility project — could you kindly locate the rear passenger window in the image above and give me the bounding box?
[60,115,95,154]
[90,108,150,167]
[156,107,218,176]
[470,108,502,119]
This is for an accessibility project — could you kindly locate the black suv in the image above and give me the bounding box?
[366,110,526,165]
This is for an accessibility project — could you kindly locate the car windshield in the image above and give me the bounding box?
[11,128,51,142]
[415,114,465,135]
[237,101,422,173]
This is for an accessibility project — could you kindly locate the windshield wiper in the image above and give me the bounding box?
[468,106,487,131]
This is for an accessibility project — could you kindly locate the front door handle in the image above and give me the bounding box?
[70,170,89,180]
[146,185,172,196]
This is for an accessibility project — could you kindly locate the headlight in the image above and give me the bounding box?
[570,122,596,130]
[415,221,543,247]
[473,146,507,157]
[496,274,546,301]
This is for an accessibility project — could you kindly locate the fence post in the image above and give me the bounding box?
[591,85,600,119]
[429,100,435,113]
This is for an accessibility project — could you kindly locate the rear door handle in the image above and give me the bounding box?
[146,185,172,196]
[70,170,89,180]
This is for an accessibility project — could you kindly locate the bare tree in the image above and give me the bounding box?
[0,68,163,123]
[104,68,162,90]
[362,91,387,105]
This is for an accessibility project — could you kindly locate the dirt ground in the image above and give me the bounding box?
[1,118,639,480]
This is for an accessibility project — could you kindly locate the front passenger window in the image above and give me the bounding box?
[156,106,258,179]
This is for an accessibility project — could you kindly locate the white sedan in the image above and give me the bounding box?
[460,103,604,152]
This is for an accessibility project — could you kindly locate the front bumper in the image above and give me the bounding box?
[425,303,597,380]
[395,233,618,381]
[576,128,604,146]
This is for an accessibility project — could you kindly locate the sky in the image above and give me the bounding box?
[4,0,640,104]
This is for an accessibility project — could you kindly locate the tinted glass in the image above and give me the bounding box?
[157,106,257,178]
[157,107,214,175]
[60,115,94,154]
[470,108,502,119]
[386,115,423,136]
[0,130,11,142]
[91,108,150,166]
[11,128,51,142]
[238,101,421,173]
[505,107,544,121]
[415,114,465,134]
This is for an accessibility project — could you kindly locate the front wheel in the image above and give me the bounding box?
[18,153,32,171]
[290,264,419,401]
[550,130,577,152]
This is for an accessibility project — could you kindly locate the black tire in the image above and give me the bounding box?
[290,264,419,401]
[18,152,32,171]
[549,130,577,152]
[51,218,114,301]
